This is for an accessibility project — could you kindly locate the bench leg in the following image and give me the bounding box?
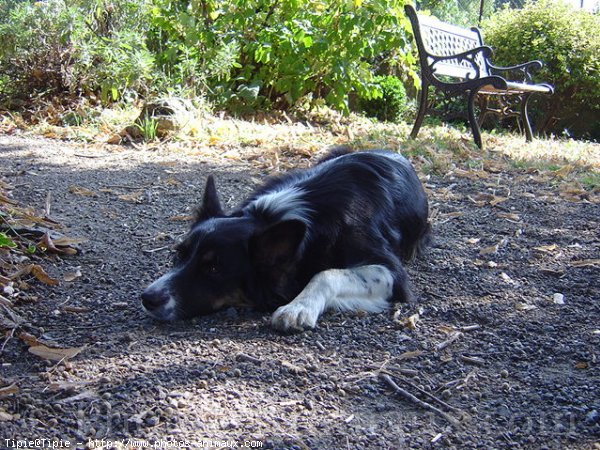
[467,89,483,149]
[520,93,534,142]
[410,81,429,139]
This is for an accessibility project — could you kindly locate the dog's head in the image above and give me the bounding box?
[141,176,306,321]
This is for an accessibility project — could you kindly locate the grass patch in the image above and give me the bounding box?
[2,103,598,185]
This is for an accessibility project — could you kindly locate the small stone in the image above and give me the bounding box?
[145,416,159,427]
[441,389,452,400]
[197,380,208,389]
[585,410,599,425]
[500,369,509,378]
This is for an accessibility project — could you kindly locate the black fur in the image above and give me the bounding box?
[141,149,430,321]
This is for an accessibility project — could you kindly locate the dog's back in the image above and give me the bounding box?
[242,149,430,305]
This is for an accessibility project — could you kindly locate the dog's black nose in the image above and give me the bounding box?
[141,289,169,311]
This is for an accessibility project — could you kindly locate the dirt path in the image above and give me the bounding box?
[1,135,598,449]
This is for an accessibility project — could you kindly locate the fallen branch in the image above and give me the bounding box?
[381,370,463,414]
[380,374,460,426]
[236,352,262,365]
[459,355,485,365]
[435,331,462,352]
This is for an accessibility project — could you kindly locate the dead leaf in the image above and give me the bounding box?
[48,381,91,392]
[497,212,521,222]
[394,312,420,330]
[500,272,515,284]
[118,191,144,203]
[38,233,78,256]
[452,168,489,180]
[52,236,87,247]
[0,409,19,421]
[63,268,82,282]
[106,134,123,145]
[0,383,19,398]
[57,390,97,403]
[575,361,588,370]
[63,306,90,313]
[439,211,464,221]
[28,344,85,361]
[515,302,537,311]
[438,325,457,334]
[169,215,193,222]
[281,360,306,374]
[9,264,59,285]
[69,185,97,197]
[479,244,499,255]
[469,193,508,207]
[18,332,41,347]
[30,264,59,286]
[571,259,600,268]
[490,196,509,206]
[466,237,481,245]
[0,295,13,307]
[534,244,558,253]
[397,350,423,360]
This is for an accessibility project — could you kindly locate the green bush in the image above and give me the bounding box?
[0,0,417,114]
[359,75,408,122]
[0,0,156,104]
[483,0,600,139]
[147,0,417,113]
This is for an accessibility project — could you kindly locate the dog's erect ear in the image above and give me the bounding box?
[194,175,223,222]
[249,220,306,268]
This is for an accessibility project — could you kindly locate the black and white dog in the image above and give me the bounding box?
[141,148,430,332]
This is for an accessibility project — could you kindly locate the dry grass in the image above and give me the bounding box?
[1,105,598,188]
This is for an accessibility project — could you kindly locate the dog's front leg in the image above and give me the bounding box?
[271,265,394,332]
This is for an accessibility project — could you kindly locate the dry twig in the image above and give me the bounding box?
[435,331,463,352]
[380,374,460,426]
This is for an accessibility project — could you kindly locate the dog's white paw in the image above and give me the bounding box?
[271,301,320,332]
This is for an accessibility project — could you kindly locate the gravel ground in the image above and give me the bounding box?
[0,135,599,450]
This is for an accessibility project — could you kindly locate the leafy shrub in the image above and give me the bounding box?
[483,0,600,139]
[147,0,417,113]
[0,0,156,104]
[0,0,418,114]
[359,75,408,122]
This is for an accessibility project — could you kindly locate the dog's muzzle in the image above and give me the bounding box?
[141,273,177,320]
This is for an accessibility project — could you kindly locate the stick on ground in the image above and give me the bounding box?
[380,374,460,427]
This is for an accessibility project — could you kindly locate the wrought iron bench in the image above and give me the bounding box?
[404,5,553,149]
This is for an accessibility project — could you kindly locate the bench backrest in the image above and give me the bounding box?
[407,8,489,80]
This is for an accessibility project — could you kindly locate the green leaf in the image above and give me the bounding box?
[0,232,17,249]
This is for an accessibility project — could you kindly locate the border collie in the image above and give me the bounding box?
[141,148,431,332]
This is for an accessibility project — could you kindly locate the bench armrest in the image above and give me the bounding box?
[429,45,494,80]
[488,60,543,83]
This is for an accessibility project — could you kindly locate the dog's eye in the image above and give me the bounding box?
[202,260,220,276]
